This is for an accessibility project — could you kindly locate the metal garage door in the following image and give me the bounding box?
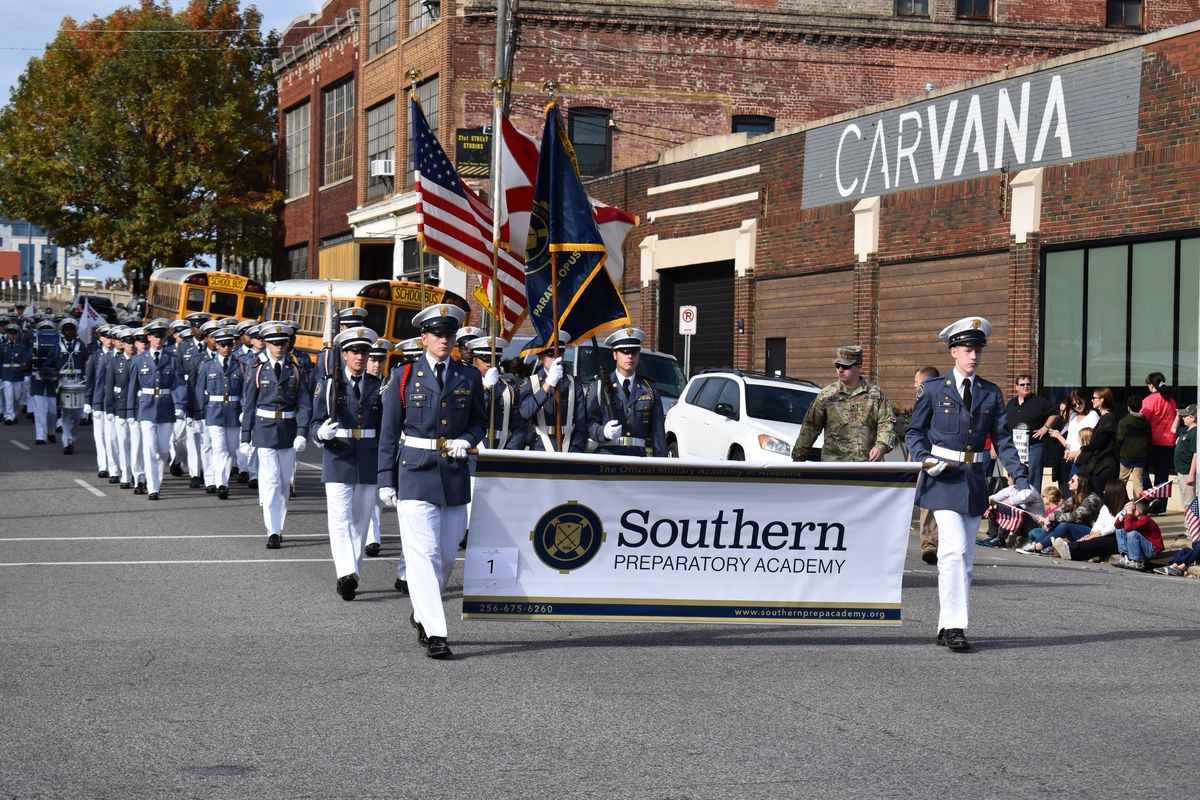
[658,261,734,372]
[755,269,854,385]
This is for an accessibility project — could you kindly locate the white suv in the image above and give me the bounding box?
[665,370,822,461]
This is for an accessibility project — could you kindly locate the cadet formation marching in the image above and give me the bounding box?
[1,303,663,660]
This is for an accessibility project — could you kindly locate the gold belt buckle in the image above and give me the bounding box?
[963,451,976,464]
[274,411,284,419]
[437,435,447,450]
[352,428,363,440]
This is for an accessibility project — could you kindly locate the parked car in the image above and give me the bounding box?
[68,294,119,325]
[665,369,821,461]
[500,334,687,414]
[117,297,147,324]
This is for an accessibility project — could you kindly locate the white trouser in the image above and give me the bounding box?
[367,502,382,546]
[325,482,378,578]
[140,420,173,493]
[21,376,30,410]
[932,510,981,632]
[104,413,121,476]
[170,418,185,463]
[91,410,109,471]
[60,407,81,446]
[128,416,145,482]
[113,416,132,483]
[206,424,239,488]
[184,419,204,478]
[31,394,56,440]
[1,380,19,420]
[256,447,296,536]
[200,423,213,483]
[398,500,467,639]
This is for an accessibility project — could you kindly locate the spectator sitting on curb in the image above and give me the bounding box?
[1153,539,1200,577]
[1113,499,1164,571]
[1018,473,1101,555]
[1049,479,1129,561]
[979,483,1047,548]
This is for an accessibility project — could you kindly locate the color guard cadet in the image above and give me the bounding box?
[84,324,116,476]
[363,337,393,559]
[1,322,29,424]
[240,322,312,549]
[468,335,527,450]
[317,307,370,381]
[378,304,485,659]
[312,326,383,601]
[454,326,484,364]
[280,319,312,497]
[195,326,244,500]
[55,317,88,454]
[906,317,1033,652]
[105,327,136,488]
[127,319,188,500]
[518,335,589,452]
[585,327,667,457]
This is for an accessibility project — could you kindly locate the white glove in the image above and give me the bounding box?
[922,458,948,477]
[378,486,396,507]
[172,419,185,438]
[185,417,196,430]
[602,419,622,442]
[83,403,92,416]
[483,367,499,389]
[544,357,563,388]
[239,442,254,459]
[317,418,339,442]
[292,435,307,453]
[988,485,1017,505]
[445,438,470,459]
[175,408,184,419]
[1010,487,1039,507]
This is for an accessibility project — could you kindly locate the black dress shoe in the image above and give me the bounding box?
[134,482,147,495]
[34,439,45,445]
[265,533,281,550]
[237,470,249,484]
[364,542,381,558]
[426,636,453,660]
[98,470,109,478]
[217,485,229,500]
[247,478,258,490]
[108,475,120,484]
[289,484,296,498]
[337,574,358,601]
[936,629,947,647]
[148,492,160,501]
[189,476,203,489]
[410,613,429,647]
[205,485,216,494]
[944,628,971,652]
[394,578,409,595]
[120,482,131,490]
[47,434,55,443]
[62,443,74,454]
[169,462,184,477]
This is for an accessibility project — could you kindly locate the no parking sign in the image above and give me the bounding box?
[679,305,697,335]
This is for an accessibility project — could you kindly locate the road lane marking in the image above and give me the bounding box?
[9,439,29,450]
[298,461,321,469]
[0,534,331,541]
[74,479,105,497]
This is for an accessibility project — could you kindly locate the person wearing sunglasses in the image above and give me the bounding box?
[1047,389,1098,494]
[1002,375,1057,493]
[791,344,896,463]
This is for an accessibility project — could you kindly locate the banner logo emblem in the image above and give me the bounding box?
[530,502,605,573]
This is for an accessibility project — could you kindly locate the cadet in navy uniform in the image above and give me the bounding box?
[468,335,527,450]
[317,307,369,381]
[84,324,116,475]
[240,322,312,549]
[312,326,383,601]
[363,337,393,560]
[378,304,485,660]
[518,335,589,452]
[585,327,667,457]
[195,326,244,500]
[126,319,188,500]
[105,327,136,488]
[1,322,29,424]
[906,317,1034,652]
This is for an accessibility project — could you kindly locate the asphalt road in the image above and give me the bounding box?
[1,421,1197,800]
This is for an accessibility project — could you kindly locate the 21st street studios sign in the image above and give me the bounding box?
[801,48,1142,209]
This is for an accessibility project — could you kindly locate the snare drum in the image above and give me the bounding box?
[60,380,87,411]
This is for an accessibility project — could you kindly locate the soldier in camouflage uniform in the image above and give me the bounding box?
[791,345,897,462]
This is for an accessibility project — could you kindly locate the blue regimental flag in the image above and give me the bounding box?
[522,103,629,355]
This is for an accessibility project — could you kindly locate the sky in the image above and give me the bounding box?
[0,1,320,278]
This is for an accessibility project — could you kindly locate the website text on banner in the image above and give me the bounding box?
[463,452,921,625]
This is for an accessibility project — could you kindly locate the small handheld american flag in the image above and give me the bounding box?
[1139,481,1172,500]
[1185,498,1200,545]
[994,503,1026,533]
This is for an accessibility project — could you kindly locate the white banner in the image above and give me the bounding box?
[464,451,921,626]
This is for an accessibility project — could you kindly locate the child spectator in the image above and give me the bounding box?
[1117,393,1151,502]
[1114,499,1164,571]
[1042,485,1063,515]
[1018,473,1101,554]
[979,483,1046,548]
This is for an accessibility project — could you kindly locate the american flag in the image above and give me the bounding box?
[1139,481,1172,500]
[1186,498,1200,544]
[410,97,527,336]
[994,503,1026,533]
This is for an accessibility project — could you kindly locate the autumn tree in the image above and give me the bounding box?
[0,0,280,290]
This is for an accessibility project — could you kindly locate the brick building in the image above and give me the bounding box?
[586,19,1200,415]
[277,0,1195,291]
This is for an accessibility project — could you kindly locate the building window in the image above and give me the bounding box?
[407,76,439,188]
[286,245,308,280]
[732,115,775,138]
[1107,0,1143,28]
[955,0,991,19]
[285,102,311,200]
[365,98,396,202]
[1042,237,1200,403]
[895,0,929,15]
[408,0,440,36]
[568,107,612,177]
[323,79,354,186]
[367,0,397,58]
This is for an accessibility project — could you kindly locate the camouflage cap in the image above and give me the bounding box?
[834,345,863,367]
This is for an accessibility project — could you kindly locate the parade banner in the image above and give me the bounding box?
[463,451,921,625]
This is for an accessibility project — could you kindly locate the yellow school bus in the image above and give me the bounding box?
[146,268,268,322]
[265,279,471,362]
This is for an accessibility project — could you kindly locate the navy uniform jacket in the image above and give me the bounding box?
[586,374,667,457]
[0,339,30,382]
[240,357,312,449]
[906,374,1028,517]
[195,355,244,428]
[126,349,187,423]
[85,348,115,410]
[518,368,589,452]
[105,352,135,418]
[177,340,207,418]
[377,356,485,506]
[311,370,383,485]
[483,374,528,450]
